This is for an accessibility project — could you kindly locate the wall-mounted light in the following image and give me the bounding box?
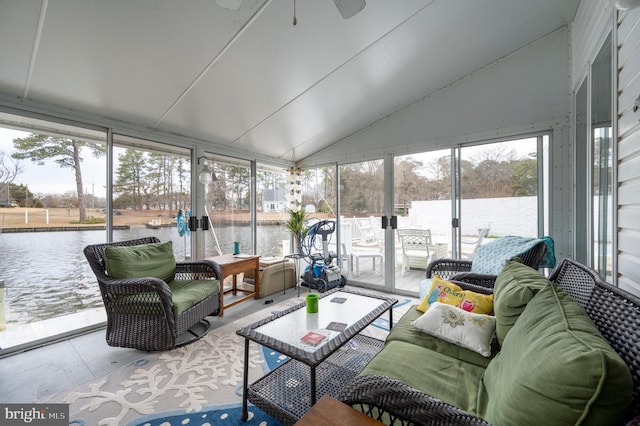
[197,156,217,185]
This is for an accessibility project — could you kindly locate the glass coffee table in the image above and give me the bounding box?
[236,288,397,425]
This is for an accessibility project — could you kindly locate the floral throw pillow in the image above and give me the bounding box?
[416,276,494,314]
[412,302,496,357]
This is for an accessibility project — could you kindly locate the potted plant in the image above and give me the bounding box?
[286,207,307,255]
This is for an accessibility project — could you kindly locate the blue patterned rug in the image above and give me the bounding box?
[125,402,282,426]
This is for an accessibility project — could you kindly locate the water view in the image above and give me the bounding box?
[0,225,256,325]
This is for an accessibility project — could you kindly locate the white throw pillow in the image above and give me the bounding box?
[411,302,496,357]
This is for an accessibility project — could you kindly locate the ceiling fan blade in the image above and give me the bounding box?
[333,0,366,19]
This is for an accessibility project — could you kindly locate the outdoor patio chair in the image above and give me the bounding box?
[354,217,382,247]
[397,228,433,276]
[343,241,383,276]
[461,227,490,259]
[84,237,222,351]
[426,235,553,293]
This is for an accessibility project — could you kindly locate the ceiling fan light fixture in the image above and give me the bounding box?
[333,0,366,19]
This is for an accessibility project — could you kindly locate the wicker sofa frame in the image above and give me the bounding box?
[425,239,548,294]
[339,258,640,425]
[84,237,222,351]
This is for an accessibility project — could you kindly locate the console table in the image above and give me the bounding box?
[207,254,260,316]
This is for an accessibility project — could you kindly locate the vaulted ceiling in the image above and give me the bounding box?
[0,0,580,163]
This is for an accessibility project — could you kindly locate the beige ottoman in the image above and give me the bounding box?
[245,258,297,298]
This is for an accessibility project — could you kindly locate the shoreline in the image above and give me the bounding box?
[0,224,131,233]
[0,207,334,233]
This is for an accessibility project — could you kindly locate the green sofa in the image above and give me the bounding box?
[340,259,638,425]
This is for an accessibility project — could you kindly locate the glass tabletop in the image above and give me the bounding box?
[237,288,397,366]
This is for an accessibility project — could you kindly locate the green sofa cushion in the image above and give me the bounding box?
[168,279,220,316]
[478,283,633,426]
[493,259,548,345]
[387,306,498,368]
[360,340,487,414]
[104,241,176,283]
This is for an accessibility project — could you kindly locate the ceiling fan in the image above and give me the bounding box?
[215,0,366,19]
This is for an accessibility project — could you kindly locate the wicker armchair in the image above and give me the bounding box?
[425,237,548,294]
[339,375,492,426]
[84,237,222,351]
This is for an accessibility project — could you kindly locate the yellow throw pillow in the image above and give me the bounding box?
[416,276,494,314]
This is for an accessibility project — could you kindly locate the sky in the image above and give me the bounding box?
[0,127,107,198]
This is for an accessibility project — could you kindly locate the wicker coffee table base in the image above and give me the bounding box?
[247,334,384,425]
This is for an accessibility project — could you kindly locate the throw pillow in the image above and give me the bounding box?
[412,302,496,357]
[416,276,494,314]
[104,241,176,283]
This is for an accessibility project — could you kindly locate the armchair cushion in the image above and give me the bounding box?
[104,241,176,283]
[168,279,220,316]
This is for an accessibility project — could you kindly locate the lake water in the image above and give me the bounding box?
[0,225,260,325]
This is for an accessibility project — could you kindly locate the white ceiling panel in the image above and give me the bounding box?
[24,0,267,126]
[0,0,44,95]
[233,0,580,160]
[157,0,432,150]
[0,0,579,163]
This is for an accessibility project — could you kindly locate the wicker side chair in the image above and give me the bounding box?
[425,237,548,294]
[84,237,222,351]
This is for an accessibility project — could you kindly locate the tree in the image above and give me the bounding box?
[0,151,22,184]
[395,158,426,213]
[425,155,452,200]
[114,149,147,209]
[511,158,538,196]
[0,151,22,205]
[9,183,35,207]
[11,134,104,221]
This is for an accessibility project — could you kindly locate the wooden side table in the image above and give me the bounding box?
[294,395,383,425]
[207,254,260,316]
